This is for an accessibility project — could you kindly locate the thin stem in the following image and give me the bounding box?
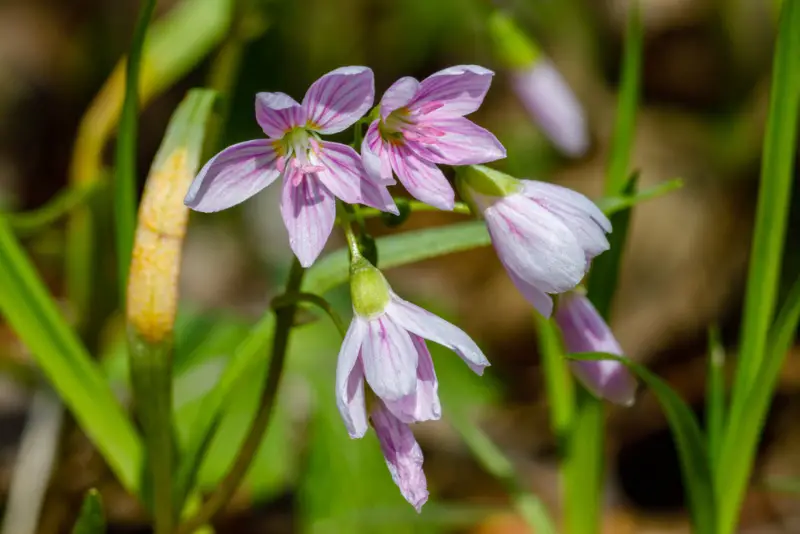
[359,201,472,219]
[336,201,363,260]
[272,291,348,338]
[176,258,305,534]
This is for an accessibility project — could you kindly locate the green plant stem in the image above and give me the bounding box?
[177,258,305,534]
[272,291,348,338]
[128,336,174,534]
[706,325,725,471]
[336,202,363,260]
[6,184,98,237]
[728,0,800,421]
[359,201,472,219]
[115,0,157,300]
[534,312,574,443]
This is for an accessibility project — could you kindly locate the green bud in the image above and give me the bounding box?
[350,257,391,317]
[456,165,522,215]
[488,11,541,70]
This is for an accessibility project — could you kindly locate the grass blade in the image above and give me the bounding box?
[706,325,726,470]
[71,489,105,534]
[0,219,143,494]
[728,0,800,421]
[570,353,717,533]
[114,0,157,299]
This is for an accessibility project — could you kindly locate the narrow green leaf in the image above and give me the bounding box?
[727,0,800,448]
[706,325,726,470]
[533,312,574,442]
[5,183,99,237]
[569,352,717,534]
[595,178,683,217]
[0,218,143,494]
[604,0,643,196]
[718,273,800,533]
[72,489,105,534]
[114,0,157,300]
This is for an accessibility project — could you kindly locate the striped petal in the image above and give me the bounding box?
[380,76,420,120]
[303,66,374,134]
[185,140,280,212]
[384,335,441,424]
[336,319,368,438]
[360,315,418,401]
[361,120,395,184]
[409,65,494,119]
[388,143,454,211]
[279,170,336,267]
[408,117,506,166]
[255,92,306,138]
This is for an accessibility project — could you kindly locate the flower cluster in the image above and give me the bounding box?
[184,65,634,511]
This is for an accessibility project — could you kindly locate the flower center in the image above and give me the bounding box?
[378,103,448,146]
[275,127,325,177]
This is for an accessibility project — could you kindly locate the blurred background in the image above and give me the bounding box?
[0,0,798,532]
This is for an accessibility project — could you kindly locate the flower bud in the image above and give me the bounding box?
[555,290,637,406]
[455,165,521,214]
[349,257,391,318]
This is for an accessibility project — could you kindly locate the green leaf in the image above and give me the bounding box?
[0,218,143,494]
[726,0,800,496]
[595,178,683,217]
[5,183,99,237]
[604,0,643,196]
[569,353,717,534]
[114,0,157,299]
[304,220,491,295]
[71,489,105,534]
[705,325,726,471]
[717,273,800,533]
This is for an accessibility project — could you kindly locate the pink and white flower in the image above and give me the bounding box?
[458,168,611,318]
[511,60,589,157]
[361,65,506,211]
[336,259,489,509]
[555,290,637,406]
[184,66,398,267]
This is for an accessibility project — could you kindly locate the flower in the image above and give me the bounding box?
[511,60,589,157]
[361,65,506,211]
[184,66,398,267]
[456,165,611,318]
[555,290,637,406]
[336,258,489,509]
[370,399,429,511]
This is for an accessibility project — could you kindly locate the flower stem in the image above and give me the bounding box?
[176,258,305,534]
[272,291,348,338]
[359,200,472,219]
[336,201,363,260]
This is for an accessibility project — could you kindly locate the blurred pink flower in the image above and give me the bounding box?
[361,65,506,210]
[555,290,637,406]
[511,60,589,157]
[184,66,397,267]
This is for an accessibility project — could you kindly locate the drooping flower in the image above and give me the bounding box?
[370,399,429,512]
[184,66,398,267]
[510,60,589,157]
[555,290,637,406]
[336,258,489,510]
[456,165,611,318]
[487,11,588,157]
[361,65,506,211]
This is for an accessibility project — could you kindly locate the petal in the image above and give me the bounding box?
[384,335,441,424]
[386,295,490,375]
[522,180,610,263]
[485,193,586,294]
[408,117,506,166]
[569,360,637,407]
[255,92,306,138]
[380,76,420,120]
[388,144,455,211]
[409,65,494,118]
[302,66,374,134]
[280,170,336,267]
[370,401,429,512]
[511,61,589,157]
[361,315,418,401]
[315,141,399,214]
[361,121,395,184]
[185,140,280,212]
[506,268,554,318]
[336,319,368,438]
[554,291,622,354]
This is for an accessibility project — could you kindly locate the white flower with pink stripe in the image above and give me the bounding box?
[184,66,398,267]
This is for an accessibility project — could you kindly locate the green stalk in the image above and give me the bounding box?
[114,0,157,299]
[727,0,800,423]
[128,335,175,534]
[534,312,575,444]
[177,259,305,534]
[706,325,726,471]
